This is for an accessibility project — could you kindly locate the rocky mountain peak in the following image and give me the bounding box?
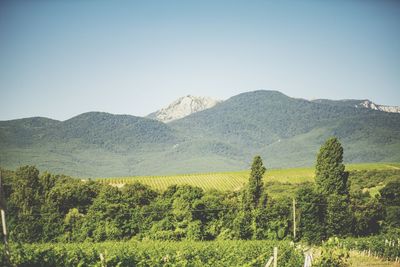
[148,95,222,123]
[357,100,400,113]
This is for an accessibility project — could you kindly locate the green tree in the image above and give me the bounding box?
[82,186,130,241]
[326,194,352,237]
[39,201,64,242]
[233,210,253,239]
[379,180,400,206]
[379,181,400,227]
[38,172,57,197]
[63,208,84,241]
[9,166,43,242]
[315,137,349,196]
[121,182,158,206]
[187,220,203,241]
[11,166,41,213]
[251,208,269,239]
[246,156,266,209]
[47,178,101,215]
[192,190,225,238]
[350,192,382,236]
[265,198,291,240]
[296,184,326,243]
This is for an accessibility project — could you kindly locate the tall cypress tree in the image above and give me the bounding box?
[315,137,351,238]
[315,137,349,196]
[246,155,266,209]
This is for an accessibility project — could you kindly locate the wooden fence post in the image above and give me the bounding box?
[0,171,11,262]
[273,247,277,267]
[293,198,296,241]
[264,256,274,267]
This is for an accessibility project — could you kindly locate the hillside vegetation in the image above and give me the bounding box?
[2,138,400,266]
[1,90,400,177]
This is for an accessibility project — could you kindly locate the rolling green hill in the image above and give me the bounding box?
[1,90,400,177]
[0,112,182,176]
[171,90,400,168]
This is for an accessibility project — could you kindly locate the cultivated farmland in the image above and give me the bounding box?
[97,162,400,192]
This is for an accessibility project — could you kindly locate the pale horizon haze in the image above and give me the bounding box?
[0,0,399,121]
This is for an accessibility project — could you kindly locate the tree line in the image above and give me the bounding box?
[0,137,399,244]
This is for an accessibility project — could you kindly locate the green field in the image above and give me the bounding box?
[0,240,303,267]
[3,239,398,267]
[96,162,400,192]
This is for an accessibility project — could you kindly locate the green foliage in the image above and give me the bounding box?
[8,166,43,242]
[47,178,101,214]
[379,180,400,206]
[82,186,133,241]
[338,230,400,262]
[0,108,399,265]
[63,208,84,241]
[326,194,352,237]
[0,240,304,267]
[246,155,266,209]
[315,137,349,196]
[384,206,400,228]
[1,91,400,177]
[296,184,326,243]
[251,208,268,240]
[11,165,41,213]
[315,247,349,267]
[379,181,400,228]
[187,220,203,241]
[264,199,291,240]
[349,169,400,194]
[233,210,253,239]
[350,191,382,236]
[1,161,399,249]
[121,182,158,206]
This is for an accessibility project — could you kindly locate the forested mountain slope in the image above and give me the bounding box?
[1,90,399,177]
[171,90,400,167]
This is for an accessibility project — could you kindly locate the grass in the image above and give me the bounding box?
[96,162,400,193]
[348,251,400,267]
[346,162,400,171]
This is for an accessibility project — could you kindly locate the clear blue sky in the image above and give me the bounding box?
[1,0,399,121]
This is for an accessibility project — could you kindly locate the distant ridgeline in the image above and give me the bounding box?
[1,90,400,177]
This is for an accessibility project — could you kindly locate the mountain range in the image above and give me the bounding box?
[1,90,399,177]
